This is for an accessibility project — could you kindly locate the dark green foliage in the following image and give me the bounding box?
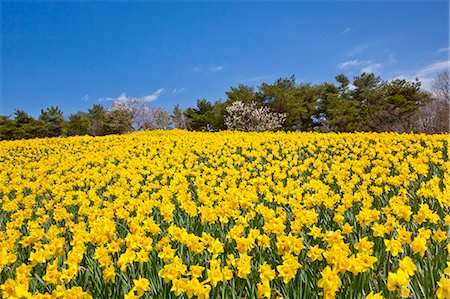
[319,74,430,133]
[0,116,15,140]
[225,85,263,105]
[0,110,45,140]
[87,104,107,136]
[104,109,134,135]
[67,112,90,136]
[39,106,65,137]
[185,99,226,131]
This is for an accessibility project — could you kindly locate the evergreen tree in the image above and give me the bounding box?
[87,104,107,136]
[67,112,90,136]
[39,106,65,137]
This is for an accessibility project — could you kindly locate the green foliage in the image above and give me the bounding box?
[39,106,65,137]
[0,116,15,140]
[318,74,429,133]
[225,85,263,105]
[105,109,134,135]
[185,99,226,131]
[67,112,90,136]
[0,110,45,140]
[87,104,107,136]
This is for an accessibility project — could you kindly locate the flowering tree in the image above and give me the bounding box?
[109,98,171,130]
[225,101,286,132]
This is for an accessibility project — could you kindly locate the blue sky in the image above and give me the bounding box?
[1,1,449,117]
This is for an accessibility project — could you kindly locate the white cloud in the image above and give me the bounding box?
[437,47,449,53]
[172,88,186,95]
[81,95,90,102]
[143,88,165,101]
[416,60,450,77]
[98,95,117,102]
[99,88,165,102]
[361,63,383,74]
[209,65,224,72]
[339,57,388,74]
[341,27,352,34]
[117,93,128,102]
[246,76,265,82]
[189,64,224,73]
[338,59,364,69]
[388,53,397,64]
[348,44,368,56]
[394,59,449,90]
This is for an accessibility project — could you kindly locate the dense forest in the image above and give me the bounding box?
[1,72,448,141]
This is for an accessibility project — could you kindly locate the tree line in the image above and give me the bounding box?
[1,72,448,140]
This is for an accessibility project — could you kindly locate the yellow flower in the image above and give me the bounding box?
[398,256,416,277]
[186,278,202,298]
[259,262,276,282]
[0,279,18,298]
[384,239,403,257]
[308,225,323,240]
[170,278,188,296]
[432,228,447,242]
[257,280,271,298]
[102,266,116,282]
[208,239,224,257]
[207,267,222,287]
[236,253,252,279]
[355,237,374,255]
[436,276,450,299]
[444,262,450,276]
[387,269,410,298]
[158,246,177,262]
[189,265,205,279]
[341,222,353,235]
[317,266,342,298]
[133,278,150,296]
[307,245,324,262]
[222,266,233,281]
[196,283,211,299]
[411,236,427,256]
[365,291,384,299]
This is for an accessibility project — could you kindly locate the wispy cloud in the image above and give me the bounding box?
[209,65,224,72]
[338,59,384,74]
[189,64,224,73]
[246,75,265,82]
[388,53,397,64]
[361,63,383,74]
[341,27,352,34]
[242,74,276,83]
[416,60,449,77]
[395,59,450,90]
[81,95,90,102]
[99,88,165,102]
[437,47,449,53]
[347,44,368,56]
[143,88,165,101]
[172,88,186,95]
[338,59,364,69]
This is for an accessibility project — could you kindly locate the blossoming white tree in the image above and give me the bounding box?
[225,101,286,132]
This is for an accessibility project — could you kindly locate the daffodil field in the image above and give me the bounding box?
[0,131,449,299]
